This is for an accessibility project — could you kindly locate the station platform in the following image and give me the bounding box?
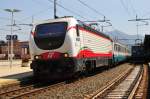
[0,65,32,78]
[0,65,33,86]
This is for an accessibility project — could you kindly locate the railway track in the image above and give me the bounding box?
[0,83,20,94]
[0,63,148,99]
[0,63,134,99]
[0,81,65,99]
[0,84,37,98]
[133,64,148,99]
[86,64,146,99]
[0,77,35,96]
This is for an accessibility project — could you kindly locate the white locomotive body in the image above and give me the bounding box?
[30,17,113,80]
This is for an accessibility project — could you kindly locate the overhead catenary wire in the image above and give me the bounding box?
[31,0,52,7]
[47,0,88,20]
[77,0,105,18]
[1,0,89,40]
[0,17,25,25]
[1,0,88,24]
[17,0,55,23]
[120,0,144,40]
[109,26,132,42]
[120,0,132,17]
[0,1,92,40]
[7,0,54,24]
[76,0,113,32]
[0,17,11,21]
[128,0,137,15]
[141,12,150,18]
[19,7,52,23]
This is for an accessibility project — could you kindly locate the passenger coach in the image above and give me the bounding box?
[113,42,130,64]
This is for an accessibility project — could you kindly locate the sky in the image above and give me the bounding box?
[0,0,150,41]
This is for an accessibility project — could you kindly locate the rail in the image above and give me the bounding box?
[86,65,143,99]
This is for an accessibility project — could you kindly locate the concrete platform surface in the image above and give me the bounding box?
[0,60,22,66]
[0,65,32,78]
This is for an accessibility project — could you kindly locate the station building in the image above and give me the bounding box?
[0,40,30,59]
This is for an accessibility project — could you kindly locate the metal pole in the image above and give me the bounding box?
[10,11,14,68]
[4,9,20,68]
[128,15,150,40]
[7,40,9,61]
[136,22,139,39]
[54,0,57,18]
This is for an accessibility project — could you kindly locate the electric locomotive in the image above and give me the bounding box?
[144,35,150,62]
[29,16,113,80]
[131,44,145,63]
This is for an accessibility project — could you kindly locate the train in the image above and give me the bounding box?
[130,35,150,64]
[113,42,131,65]
[29,16,130,80]
[144,35,150,62]
[131,44,145,64]
[130,37,149,64]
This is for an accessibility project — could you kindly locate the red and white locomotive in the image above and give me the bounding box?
[30,16,114,80]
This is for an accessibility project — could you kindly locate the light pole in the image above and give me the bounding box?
[5,28,21,62]
[54,0,56,18]
[4,9,20,68]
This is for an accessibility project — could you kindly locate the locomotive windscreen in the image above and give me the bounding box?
[34,22,67,50]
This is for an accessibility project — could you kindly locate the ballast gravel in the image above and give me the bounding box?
[35,63,133,99]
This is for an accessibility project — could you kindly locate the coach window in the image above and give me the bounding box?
[114,44,117,51]
[118,45,121,52]
[116,45,118,51]
[119,46,121,52]
[120,46,124,52]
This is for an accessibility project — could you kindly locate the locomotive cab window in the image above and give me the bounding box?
[34,22,68,50]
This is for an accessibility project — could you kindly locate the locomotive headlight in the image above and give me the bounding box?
[34,55,41,59]
[64,53,69,57]
[35,56,39,59]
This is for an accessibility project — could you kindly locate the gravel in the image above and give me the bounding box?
[35,63,133,99]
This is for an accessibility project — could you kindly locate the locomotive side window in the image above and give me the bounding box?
[76,25,80,37]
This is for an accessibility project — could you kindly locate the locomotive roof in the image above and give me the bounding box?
[77,20,112,41]
[33,16,74,24]
[33,16,112,41]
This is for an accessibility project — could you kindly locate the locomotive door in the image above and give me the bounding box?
[76,25,85,71]
[76,25,84,58]
[76,25,81,54]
